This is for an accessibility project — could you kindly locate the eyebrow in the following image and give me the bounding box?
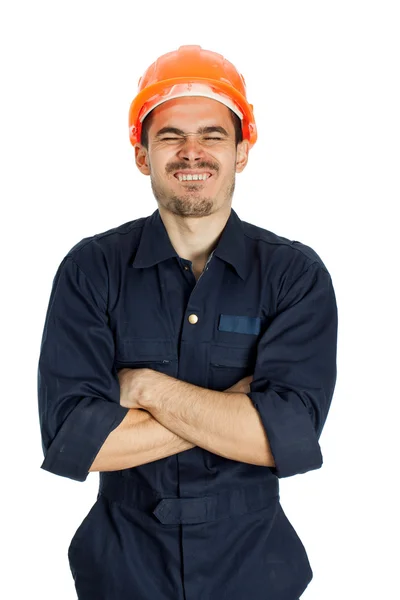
[154,126,230,138]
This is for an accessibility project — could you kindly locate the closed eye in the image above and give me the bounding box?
[157,135,225,144]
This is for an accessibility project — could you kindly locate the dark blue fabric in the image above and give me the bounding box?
[38,207,337,599]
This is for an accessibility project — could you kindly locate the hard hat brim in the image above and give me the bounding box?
[129,77,257,147]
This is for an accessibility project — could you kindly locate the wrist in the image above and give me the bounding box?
[137,369,166,411]
[140,370,183,414]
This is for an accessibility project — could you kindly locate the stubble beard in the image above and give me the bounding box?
[150,176,236,218]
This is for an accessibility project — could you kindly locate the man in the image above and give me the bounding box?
[38,45,338,600]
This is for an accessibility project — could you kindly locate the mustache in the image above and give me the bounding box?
[165,161,219,174]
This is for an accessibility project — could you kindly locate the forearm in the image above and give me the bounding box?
[89,408,195,472]
[141,377,275,467]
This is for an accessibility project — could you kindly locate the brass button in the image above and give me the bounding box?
[188,314,199,324]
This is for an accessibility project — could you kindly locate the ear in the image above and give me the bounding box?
[135,144,151,175]
[235,139,250,173]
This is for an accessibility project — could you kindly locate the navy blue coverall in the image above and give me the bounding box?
[38,208,338,599]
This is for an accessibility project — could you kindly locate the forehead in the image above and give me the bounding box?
[147,96,234,133]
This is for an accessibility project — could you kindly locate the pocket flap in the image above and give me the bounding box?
[116,339,176,362]
[210,344,256,367]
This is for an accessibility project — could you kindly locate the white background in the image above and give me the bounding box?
[1,1,399,598]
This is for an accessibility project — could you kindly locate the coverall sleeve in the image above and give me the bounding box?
[247,262,338,478]
[37,256,129,482]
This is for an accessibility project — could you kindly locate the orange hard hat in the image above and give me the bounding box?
[128,45,257,148]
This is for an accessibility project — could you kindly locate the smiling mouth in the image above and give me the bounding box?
[173,172,212,182]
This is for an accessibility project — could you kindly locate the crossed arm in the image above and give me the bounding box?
[89,370,275,473]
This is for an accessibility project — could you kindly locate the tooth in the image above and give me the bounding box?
[176,173,211,181]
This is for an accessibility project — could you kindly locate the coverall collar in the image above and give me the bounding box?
[131,207,248,280]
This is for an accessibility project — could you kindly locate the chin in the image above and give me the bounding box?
[167,197,214,217]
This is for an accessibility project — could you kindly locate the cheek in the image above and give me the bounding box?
[216,159,237,182]
[149,160,167,181]
[213,148,236,170]
[149,151,174,178]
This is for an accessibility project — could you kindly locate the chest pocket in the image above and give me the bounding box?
[114,339,178,377]
[208,344,257,392]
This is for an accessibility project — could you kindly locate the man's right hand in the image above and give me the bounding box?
[224,374,253,394]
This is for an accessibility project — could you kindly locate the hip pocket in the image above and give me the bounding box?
[263,503,313,598]
[67,495,114,595]
[68,496,101,560]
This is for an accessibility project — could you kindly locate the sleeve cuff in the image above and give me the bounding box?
[41,398,129,482]
[248,390,323,478]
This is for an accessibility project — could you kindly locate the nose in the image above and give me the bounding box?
[177,135,205,162]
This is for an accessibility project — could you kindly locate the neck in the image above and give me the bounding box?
[158,204,230,265]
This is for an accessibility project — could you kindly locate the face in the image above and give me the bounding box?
[135,96,249,218]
